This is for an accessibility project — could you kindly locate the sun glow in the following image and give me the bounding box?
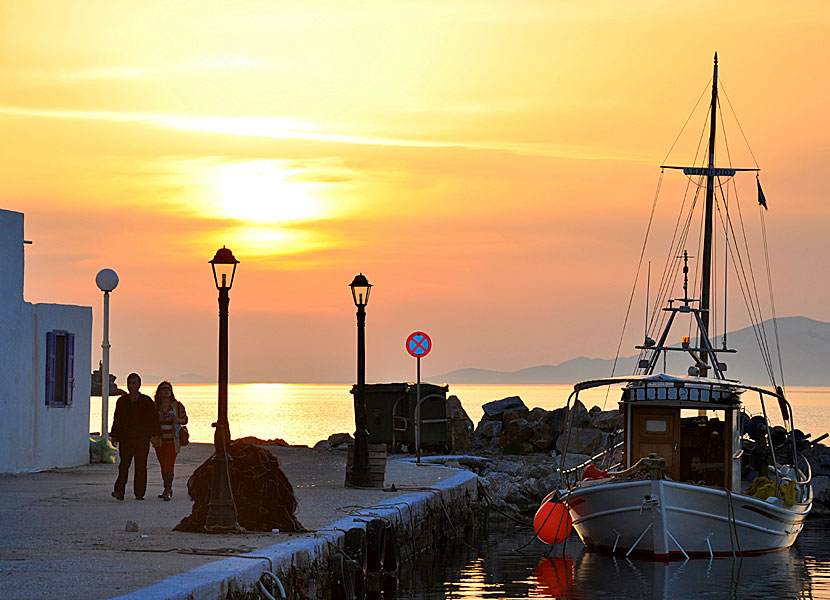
[207,160,323,224]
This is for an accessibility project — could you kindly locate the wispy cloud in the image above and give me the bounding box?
[0,105,643,162]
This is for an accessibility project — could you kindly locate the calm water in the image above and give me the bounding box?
[395,518,830,599]
[90,383,830,447]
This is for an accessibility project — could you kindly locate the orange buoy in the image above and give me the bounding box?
[534,556,574,597]
[533,500,573,545]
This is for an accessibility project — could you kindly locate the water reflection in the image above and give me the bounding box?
[397,519,830,599]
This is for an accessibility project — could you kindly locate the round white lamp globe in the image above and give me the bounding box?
[95,268,119,292]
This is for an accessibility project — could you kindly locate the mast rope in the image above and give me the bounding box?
[648,106,711,339]
[718,97,780,387]
[661,78,713,166]
[760,201,786,389]
[719,79,761,169]
[715,181,777,385]
[605,170,664,404]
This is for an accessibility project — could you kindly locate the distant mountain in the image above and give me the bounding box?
[142,373,213,384]
[430,316,830,387]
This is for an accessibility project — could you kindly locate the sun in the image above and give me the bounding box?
[210,160,322,224]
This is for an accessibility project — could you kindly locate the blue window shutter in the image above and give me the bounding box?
[66,333,75,406]
[45,331,56,406]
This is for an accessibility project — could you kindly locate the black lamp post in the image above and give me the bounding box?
[348,273,372,488]
[205,246,241,531]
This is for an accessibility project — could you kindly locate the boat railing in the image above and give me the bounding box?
[560,437,624,489]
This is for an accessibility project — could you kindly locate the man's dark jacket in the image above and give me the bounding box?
[110,393,160,442]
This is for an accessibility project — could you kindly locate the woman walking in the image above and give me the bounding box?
[152,381,188,501]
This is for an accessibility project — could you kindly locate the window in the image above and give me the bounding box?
[46,330,75,407]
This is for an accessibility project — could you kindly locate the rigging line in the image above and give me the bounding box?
[719,194,776,383]
[650,103,711,331]
[760,203,786,390]
[724,180,729,347]
[649,191,697,341]
[608,170,665,385]
[722,182,774,379]
[732,173,777,385]
[719,78,761,169]
[716,198,774,381]
[649,178,698,334]
[689,187,706,341]
[662,78,713,166]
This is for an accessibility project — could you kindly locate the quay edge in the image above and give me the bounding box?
[110,466,482,600]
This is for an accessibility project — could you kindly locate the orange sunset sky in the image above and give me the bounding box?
[2,2,829,383]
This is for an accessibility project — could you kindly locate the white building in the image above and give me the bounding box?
[0,208,92,473]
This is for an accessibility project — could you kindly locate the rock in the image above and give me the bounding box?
[589,405,602,417]
[235,436,290,447]
[312,440,331,451]
[502,408,530,423]
[474,419,503,440]
[529,420,555,452]
[502,440,534,455]
[482,396,527,420]
[590,409,624,432]
[125,521,139,532]
[529,464,554,479]
[457,456,490,472]
[556,427,606,456]
[500,418,534,448]
[446,395,474,451]
[327,432,353,446]
[567,400,592,428]
[811,475,830,516]
[484,472,519,501]
[495,459,524,476]
[520,477,549,502]
[546,407,568,438]
[504,489,536,513]
[529,407,549,422]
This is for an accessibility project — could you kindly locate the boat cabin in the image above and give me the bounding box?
[621,375,743,492]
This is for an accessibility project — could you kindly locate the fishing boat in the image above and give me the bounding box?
[544,55,813,559]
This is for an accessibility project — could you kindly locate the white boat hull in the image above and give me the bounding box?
[566,478,812,558]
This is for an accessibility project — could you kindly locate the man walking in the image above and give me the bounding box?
[110,373,160,500]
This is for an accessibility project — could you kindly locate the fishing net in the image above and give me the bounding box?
[174,439,304,532]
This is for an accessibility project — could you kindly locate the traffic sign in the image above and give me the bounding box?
[406,331,431,358]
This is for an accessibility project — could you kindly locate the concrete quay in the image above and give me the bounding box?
[0,442,481,600]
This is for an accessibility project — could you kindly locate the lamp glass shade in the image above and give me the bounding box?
[349,273,372,307]
[210,246,239,290]
[95,268,119,292]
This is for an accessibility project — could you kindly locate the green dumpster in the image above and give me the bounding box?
[351,382,449,451]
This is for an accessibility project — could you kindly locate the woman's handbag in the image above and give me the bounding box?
[179,426,190,447]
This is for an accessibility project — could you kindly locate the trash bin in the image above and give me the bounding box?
[351,382,449,451]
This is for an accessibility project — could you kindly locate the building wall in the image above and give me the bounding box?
[0,208,92,473]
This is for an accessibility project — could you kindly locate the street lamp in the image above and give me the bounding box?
[95,268,119,440]
[205,246,241,531]
[348,273,372,487]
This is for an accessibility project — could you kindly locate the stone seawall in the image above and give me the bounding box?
[111,466,481,600]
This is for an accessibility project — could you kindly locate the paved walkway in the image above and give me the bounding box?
[0,442,455,600]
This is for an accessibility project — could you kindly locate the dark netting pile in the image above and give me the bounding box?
[174,439,304,532]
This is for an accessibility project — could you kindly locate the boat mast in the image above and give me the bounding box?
[699,52,719,377]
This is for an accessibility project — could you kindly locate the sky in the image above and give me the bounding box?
[2,1,829,384]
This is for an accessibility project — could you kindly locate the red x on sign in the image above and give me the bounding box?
[406,331,431,358]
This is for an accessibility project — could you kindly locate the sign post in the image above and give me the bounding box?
[406,331,431,463]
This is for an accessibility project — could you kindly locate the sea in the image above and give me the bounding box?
[90,383,830,447]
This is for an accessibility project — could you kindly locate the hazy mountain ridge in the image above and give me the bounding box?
[431,316,830,386]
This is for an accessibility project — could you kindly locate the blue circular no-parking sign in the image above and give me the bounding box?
[406,331,431,358]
